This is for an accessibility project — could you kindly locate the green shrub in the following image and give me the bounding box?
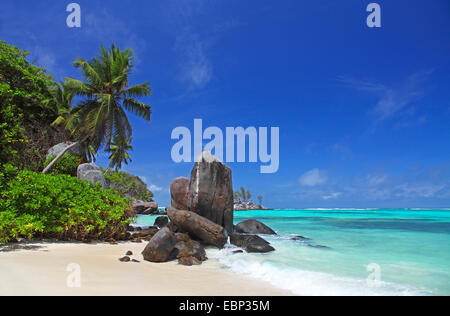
[43,154,84,176]
[0,170,132,243]
[103,170,154,202]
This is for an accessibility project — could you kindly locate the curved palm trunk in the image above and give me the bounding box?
[42,137,88,174]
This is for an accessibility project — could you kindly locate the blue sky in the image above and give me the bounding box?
[1,0,450,208]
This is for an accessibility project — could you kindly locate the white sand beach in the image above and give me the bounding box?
[0,241,292,296]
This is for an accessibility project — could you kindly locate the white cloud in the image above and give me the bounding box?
[167,2,241,90]
[148,184,164,192]
[299,169,328,187]
[367,175,388,186]
[138,176,164,192]
[321,192,342,200]
[393,184,445,199]
[339,70,432,125]
[177,35,212,88]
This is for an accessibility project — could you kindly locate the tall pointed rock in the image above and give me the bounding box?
[187,151,234,233]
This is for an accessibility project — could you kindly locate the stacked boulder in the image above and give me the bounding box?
[140,150,276,266]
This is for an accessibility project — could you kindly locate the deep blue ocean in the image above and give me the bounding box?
[134,209,450,296]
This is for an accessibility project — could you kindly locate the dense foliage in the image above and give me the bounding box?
[0,170,132,243]
[0,40,66,171]
[44,154,84,177]
[104,170,154,202]
[0,104,25,171]
[0,41,153,244]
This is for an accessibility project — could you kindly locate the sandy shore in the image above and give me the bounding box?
[0,241,292,296]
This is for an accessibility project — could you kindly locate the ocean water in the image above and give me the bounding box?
[134,209,450,296]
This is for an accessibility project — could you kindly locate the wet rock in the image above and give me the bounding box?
[230,234,275,253]
[125,251,133,256]
[234,219,276,235]
[187,151,234,233]
[154,216,169,228]
[131,259,140,263]
[308,244,330,249]
[291,235,310,241]
[141,227,177,263]
[167,207,228,248]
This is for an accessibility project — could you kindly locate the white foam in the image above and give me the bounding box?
[207,247,431,296]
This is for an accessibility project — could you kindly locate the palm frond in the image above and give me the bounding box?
[123,98,151,122]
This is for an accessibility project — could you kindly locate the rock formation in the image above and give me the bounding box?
[230,234,275,253]
[154,216,169,228]
[167,207,228,248]
[187,151,234,233]
[170,177,189,210]
[141,227,177,262]
[132,201,158,215]
[174,233,207,262]
[234,199,271,211]
[234,219,277,235]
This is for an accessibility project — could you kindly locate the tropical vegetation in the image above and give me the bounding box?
[0,40,153,243]
[45,44,152,174]
[0,169,131,243]
[103,169,154,202]
[234,187,252,202]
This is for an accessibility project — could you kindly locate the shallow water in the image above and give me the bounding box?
[134,209,450,296]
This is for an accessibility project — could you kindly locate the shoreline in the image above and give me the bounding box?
[0,241,293,296]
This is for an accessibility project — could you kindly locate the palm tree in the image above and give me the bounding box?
[106,136,133,170]
[49,82,74,127]
[257,195,263,205]
[235,187,251,202]
[43,44,151,174]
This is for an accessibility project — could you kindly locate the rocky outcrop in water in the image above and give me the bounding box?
[188,151,234,233]
[154,216,169,228]
[234,199,271,211]
[234,219,277,235]
[230,234,275,253]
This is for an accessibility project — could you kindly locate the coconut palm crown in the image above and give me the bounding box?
[64,44,151,156]
[106,136,133,171]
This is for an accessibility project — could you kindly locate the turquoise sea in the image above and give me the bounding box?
[134,209,450,296]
